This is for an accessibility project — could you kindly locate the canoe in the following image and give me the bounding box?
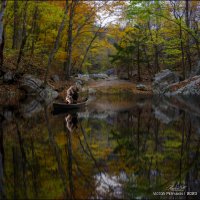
[53,98,88,110]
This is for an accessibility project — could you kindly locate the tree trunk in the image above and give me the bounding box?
[147,17,159,75]
[65,0,78,79]
[0,0,6,70]
[180,20,185,79]
[185,0,192,74]
[12,0,18,49]
[30,2,39,56]
[44,0,69,85]
[16,0,28,69]
[79,26,101,71]
[137,42,141,81]
[0,30,4,68]
[143,45,151,77]
[154,14,160,73]
[154,45,159,73]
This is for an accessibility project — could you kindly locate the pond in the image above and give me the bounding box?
[0,94,200,199]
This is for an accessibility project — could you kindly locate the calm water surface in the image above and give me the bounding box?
[0,95,200,199]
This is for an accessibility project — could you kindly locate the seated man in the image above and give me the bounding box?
[65,85,79,104]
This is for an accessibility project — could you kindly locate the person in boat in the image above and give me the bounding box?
[65,85,79,104]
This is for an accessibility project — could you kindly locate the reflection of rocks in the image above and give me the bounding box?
[94,172,123,199]
[153,96,200,134]
[153,97,181,124]
[171,96,200,117]
[19,99,43,118]
[0,98,49,120]
[78,111,117,122]
[0,107,15,122]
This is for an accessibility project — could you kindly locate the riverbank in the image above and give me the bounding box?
[0,74,152,106]
[85,78,152,96]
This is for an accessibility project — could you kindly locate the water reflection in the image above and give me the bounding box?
[0,95,200,199]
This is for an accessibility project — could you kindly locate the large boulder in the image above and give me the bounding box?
[169,75,200,96]
[19,74,58,101]
[136,83,148,91]
[152,69,180,94]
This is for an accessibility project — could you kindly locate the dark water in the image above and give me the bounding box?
[0,95,200,199]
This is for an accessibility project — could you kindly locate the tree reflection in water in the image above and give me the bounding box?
[0,95,199,199]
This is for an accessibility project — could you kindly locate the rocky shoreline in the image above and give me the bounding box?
[153,68,200,96]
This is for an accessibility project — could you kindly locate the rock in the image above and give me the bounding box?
[51,74,60,82]
[20,74,43,91]
[106,69,115,76]
[136,83,148,91]
[89,73,108,79]
[88,88,96,95]
[152,69,180,95]
[169,76,200,96]
[78,74,90,81]
[19,74,58,102]
[3,71,14,83]
[38,87,58,101]
[78,73,109,81]
[75,79,84,86]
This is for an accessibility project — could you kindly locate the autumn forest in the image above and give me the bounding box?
[0,0,199,81]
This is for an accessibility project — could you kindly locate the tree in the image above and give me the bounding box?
[16,0,28,69]
[44,0,69,85]
[65,0,79,79]
[12,0,18,49]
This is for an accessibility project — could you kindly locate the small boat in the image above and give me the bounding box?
[53,98,88,110]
